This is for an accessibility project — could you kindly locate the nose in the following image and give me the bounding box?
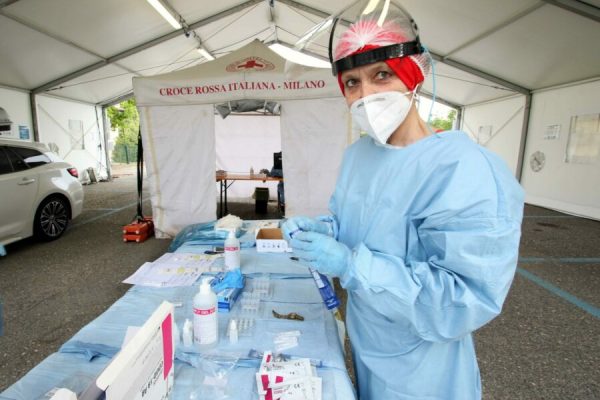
[358,79,378,99]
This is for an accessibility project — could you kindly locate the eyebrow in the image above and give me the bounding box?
[342,62,391,80]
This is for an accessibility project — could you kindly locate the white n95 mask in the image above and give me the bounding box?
[350,90,414,145]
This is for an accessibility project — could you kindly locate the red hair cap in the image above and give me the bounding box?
[334,19,425,95]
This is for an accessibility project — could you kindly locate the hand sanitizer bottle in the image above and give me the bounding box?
[224,229,240,271]
[193,278,218,349]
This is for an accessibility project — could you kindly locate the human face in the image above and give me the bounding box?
[340,61,409,107]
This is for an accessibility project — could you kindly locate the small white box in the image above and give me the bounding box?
[256,228,290,253]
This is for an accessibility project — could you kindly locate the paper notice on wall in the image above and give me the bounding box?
[123,253,221,287]
[544,124,560,140]
[566,113,600,164]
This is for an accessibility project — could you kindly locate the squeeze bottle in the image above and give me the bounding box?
[193,278,218,349]
[224,230,240,270]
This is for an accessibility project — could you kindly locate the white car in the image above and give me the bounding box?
[0,138,83,245]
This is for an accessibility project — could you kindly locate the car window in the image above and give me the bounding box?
[0,148,13,175]
[4,147,29,172]
[9,146,52,169]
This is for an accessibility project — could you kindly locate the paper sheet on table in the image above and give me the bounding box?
[123,253,220,287]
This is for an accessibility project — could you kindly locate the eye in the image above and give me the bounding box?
[344,78,358,89]
[375,70,391,80]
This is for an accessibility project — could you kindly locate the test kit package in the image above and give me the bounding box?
[255,228,291,253]
[217,286,243,312]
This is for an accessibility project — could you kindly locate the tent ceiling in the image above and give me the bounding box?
[0,0,598,107]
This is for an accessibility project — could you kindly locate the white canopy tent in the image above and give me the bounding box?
[0,0,598,220]
[133,40,350,237]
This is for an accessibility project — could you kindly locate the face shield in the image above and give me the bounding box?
[286,0,430,94]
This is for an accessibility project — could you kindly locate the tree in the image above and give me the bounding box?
[430,109,457,132]
[107,98,139,146]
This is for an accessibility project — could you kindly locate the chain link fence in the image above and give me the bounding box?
[111,143,138,164]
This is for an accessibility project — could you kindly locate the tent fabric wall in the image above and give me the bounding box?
[139,104,216,238]
[215,114,281,200]
[461,95,526,176]
[521,79,600,220]
[36,95,108,180]
[281,98,350,217]
[0,87,32,141]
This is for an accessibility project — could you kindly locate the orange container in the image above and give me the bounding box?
[122,217,154,243]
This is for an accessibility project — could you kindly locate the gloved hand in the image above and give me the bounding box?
[290,231,351,277]
[281,216,331,240]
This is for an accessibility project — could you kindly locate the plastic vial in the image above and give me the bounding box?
[228,319,238,344]
[193,278,219,349]
[224,229,240,270]
[182,319,193,347]
[172,319,181,349]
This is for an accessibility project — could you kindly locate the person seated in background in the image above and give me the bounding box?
[270,151,284,212]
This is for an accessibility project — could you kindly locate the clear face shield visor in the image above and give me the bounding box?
[285,0,425,78]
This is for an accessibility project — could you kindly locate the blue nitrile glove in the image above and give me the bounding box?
[281,216,331,241]
[290,231,351,277]
[0,245,5,256]
[211,269,245,293]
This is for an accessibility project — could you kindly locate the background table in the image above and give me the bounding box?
[216,173,283,217]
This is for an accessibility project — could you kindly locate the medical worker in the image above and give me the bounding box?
[282,1,524,399]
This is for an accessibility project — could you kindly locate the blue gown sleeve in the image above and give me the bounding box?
[338,149,524,343]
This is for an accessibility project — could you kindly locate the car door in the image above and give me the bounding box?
[0,146,40,242]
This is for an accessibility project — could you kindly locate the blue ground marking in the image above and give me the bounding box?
[558,258,600,263]
[519,257,600,264]
[522,215,579,218]
[519,257,546,263]
[70,199,150,228]
[517,267,600,319]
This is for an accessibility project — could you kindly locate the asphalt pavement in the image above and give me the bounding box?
[0,167,599,399]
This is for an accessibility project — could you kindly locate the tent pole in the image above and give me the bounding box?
[516,94,532,182]
[29,92,39,142]
[101,105,113,181]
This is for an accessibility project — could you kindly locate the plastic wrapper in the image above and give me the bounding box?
[168,221,245,252]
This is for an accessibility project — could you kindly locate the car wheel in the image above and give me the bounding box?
[34,196,70,241]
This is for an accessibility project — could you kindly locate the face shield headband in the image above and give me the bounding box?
[335,43,425,95]
[332,40,424,76]
[328,15,425,76]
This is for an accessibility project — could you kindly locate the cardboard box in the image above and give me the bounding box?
[256,228,290,253]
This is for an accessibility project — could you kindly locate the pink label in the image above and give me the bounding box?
[224,246,239,251]
[193,307,216,315]
[161,313,173,379]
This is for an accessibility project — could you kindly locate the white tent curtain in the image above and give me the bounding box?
[139,104,216,238]
[281,98,350,217]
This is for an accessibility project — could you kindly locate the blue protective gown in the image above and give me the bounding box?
[330,131,524,399]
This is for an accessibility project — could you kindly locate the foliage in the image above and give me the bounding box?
[107,98,139,146]
[430,109,457,132]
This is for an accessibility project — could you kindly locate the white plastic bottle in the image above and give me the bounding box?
[193,278,218,349]
[224,229,240,270]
